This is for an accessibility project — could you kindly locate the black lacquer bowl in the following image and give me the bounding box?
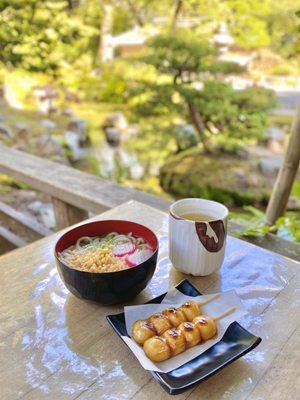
[55,220,158,304]
[107,279,262,395]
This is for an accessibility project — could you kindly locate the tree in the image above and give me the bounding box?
[0,0,100,72]
[129,31,277,152]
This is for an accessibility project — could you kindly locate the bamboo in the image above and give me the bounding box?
[197,293,220,307]
[265,106,300,225]
[213,307,236,321]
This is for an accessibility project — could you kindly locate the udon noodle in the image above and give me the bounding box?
[59,232,153,273]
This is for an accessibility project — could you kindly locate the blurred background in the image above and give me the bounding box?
[0,0,299,252]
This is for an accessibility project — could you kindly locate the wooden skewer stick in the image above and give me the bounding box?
[197,293,220,307]
[212,307,236,321]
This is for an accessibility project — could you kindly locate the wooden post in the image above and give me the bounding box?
[52,198,88,231]
[265,106,300,225]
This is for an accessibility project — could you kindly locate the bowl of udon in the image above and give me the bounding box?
[55,220,158,304]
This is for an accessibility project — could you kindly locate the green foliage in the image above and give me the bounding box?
[112,4,134,35]
[0,0,100,72]
[231,206,300,242]
[132,32,277,151]
[292,181,300,200]
[226,0,271,49]
[143,32,216,76]
[276,214,300,242]
[269,2,300,59]
[231,206,272,238]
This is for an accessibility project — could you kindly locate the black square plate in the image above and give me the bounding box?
[106,279,262,395]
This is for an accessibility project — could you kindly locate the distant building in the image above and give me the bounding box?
[102,26,159,61]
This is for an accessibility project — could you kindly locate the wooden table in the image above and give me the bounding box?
[1,201,299,400]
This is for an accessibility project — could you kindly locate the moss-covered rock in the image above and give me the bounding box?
[160,148,274,207]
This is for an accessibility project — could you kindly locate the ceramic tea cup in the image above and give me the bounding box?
[169,198,228,276]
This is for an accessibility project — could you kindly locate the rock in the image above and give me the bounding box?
[104,112,128,132]
[34,135,69,164]
[160,148,277,207]
[67,119,87,143]
[103,126,121,147]
[175,124,199,151]
[234,170,245,179]
[13,122,28,132]
[28,201,55,229]
[236,149,249,159]
[61,108,75,117]
[118,149,144,180]
[3,189,37,212]
[33,84,58,114]
[64,131,87,161]
[40,119,57,129]
[39,205,56,230]
[126,124,140,139]
[93,144,116,178]
[28,200,44,214]
[13,122,29,143]
[0,123,14,139]
[93,144,144,180]
[259,156,282,175]
[266,127,284,141]
[287,196,300,211]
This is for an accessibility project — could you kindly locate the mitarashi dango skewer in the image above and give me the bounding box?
[131,293,220,345]
[143,307,236,362]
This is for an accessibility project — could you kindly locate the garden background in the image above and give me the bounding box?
[0,0,300,253]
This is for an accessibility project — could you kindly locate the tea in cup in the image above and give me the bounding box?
[169,198,228,276]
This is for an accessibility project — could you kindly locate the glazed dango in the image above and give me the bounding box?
[138,307,236,362]
[162,328,186,356]
[178,322,201,348]
[143,336,171,362]
[178,301,201,322]
[131,320,155,345]
[131,294,220,345]
[148,313,172,335]
[193,315,217,341]
[163,307,186,327]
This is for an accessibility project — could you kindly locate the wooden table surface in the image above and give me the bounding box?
[1,201,299,400]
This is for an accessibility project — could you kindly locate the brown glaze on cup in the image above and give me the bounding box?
[195,220,226,253]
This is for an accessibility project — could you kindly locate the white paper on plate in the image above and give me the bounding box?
[123,287,247,373]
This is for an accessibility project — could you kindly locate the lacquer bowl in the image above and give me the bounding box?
[54,220,158,305]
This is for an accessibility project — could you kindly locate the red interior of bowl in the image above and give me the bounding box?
[55,220,158,255]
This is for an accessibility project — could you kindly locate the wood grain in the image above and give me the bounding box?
[0,144,170,214]
[52,197,89,231]
[0,200,51,243]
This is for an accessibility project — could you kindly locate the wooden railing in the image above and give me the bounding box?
[0,144,169,246]
[0,144,299,261]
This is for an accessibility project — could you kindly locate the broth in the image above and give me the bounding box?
[180,212,215,222]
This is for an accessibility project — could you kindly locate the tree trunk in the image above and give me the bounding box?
[126,0,144,27]
[170,0,183,32]
[265,106,300,225]
[187,99,208,151]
